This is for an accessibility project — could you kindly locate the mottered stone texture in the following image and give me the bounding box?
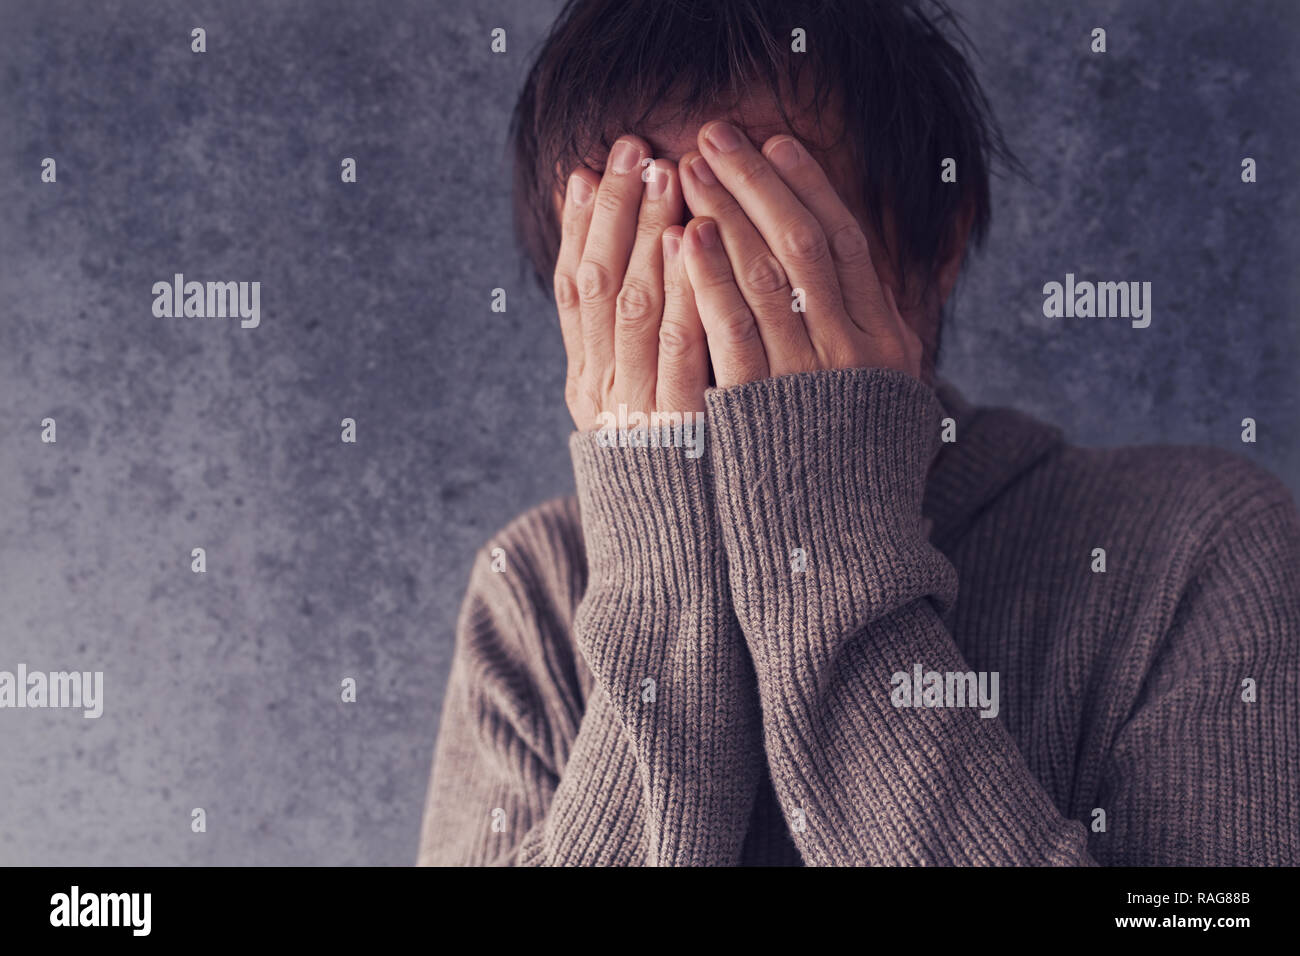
[0,0,1295,864]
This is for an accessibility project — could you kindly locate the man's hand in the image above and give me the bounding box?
[554,136,710,432]
[676,121,922,388]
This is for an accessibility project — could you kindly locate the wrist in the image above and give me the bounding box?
[704,367,948,625]
[569,427,724,593]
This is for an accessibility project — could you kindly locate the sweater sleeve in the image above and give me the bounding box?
[417,431,762,866]
[704,367,1097,866]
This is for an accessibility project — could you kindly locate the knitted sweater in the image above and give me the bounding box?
[417,367,1300,866]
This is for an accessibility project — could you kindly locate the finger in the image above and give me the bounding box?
[655,225,708,416]
[554,169,599,386]
[759,134,896,344]
[576,135,650,395]
[680,149,815,376]
[697,122,854,351]
[615,157,684,412]
[681,217,769,388]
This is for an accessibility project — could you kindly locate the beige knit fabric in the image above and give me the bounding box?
[418,368,1300,866]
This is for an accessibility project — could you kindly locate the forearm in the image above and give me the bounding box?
[707,367,1094,865]
[567,430,763,865]
[420,434,762,866]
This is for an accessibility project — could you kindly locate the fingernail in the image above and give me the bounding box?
[690,156,718,185]
[663,231,680,258]
[697,220,719,249]
[767,137,802,171]
[610,140,639,174]
[568,174,593,205]
[705,121,744,153]
[646,161,667,199]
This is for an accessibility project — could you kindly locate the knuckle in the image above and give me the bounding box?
[560,215,583,244]
[615,279,657,326]
[741,252,788,295]
[780,220,829,263]
[662,260,683,295]
[707,191,743,220]
[658,318,700,359]
[716,304,761,346]
[697,267,735,292]
[593,184,629,218]
[735,156,770,188]
[553,272,580,310]
[575,259,614,303]
[635,208,665,240]
[827,221,872,265]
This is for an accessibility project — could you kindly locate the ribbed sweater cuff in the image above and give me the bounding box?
[705,368,956,654]
[569,429,721,591]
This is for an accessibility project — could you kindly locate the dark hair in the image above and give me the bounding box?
[510,0,1017,303]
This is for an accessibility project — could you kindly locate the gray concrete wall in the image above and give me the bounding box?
[0,0,1295,864]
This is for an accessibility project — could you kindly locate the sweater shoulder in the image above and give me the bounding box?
[464,494,587,637]
[451,495,591,760]
[1043,441,1296,538]
[475,494,585,577]
[1000,440,1300,591]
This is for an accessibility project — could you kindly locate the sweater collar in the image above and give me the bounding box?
[923,377,1065,549]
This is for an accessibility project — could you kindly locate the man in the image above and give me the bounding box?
[418,0,1300,865]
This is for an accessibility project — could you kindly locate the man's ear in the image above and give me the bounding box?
[935,200,976,307]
